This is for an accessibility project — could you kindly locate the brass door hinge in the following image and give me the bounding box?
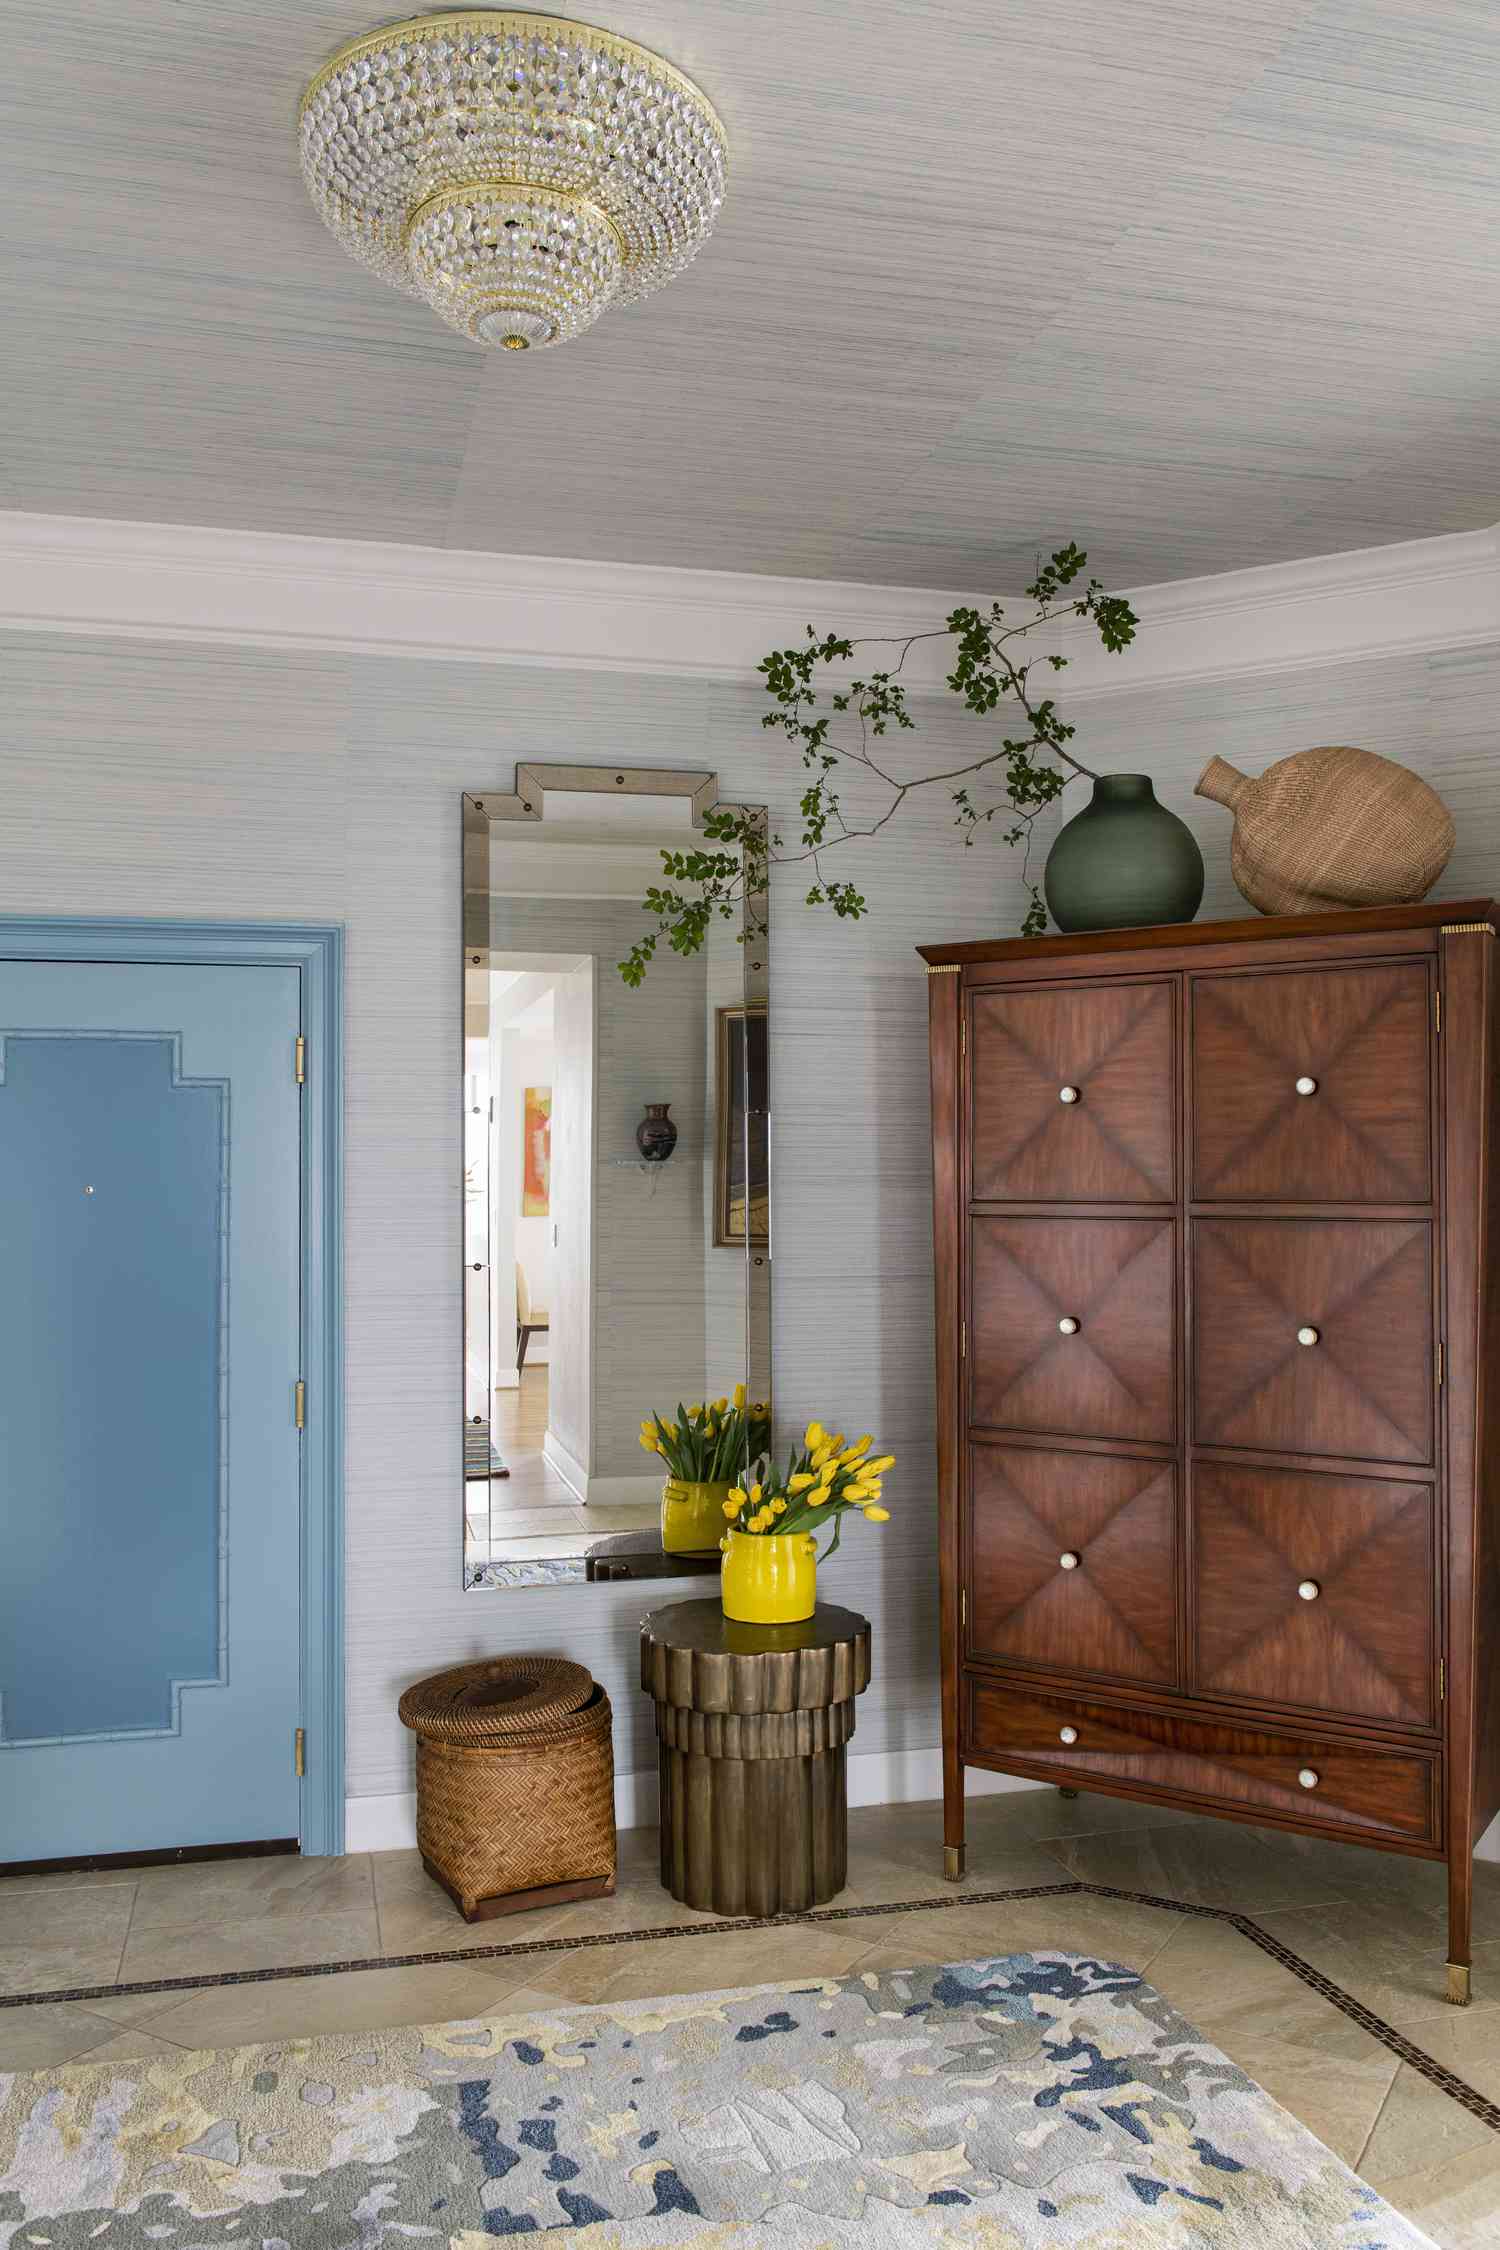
[1434,990,1441,1036]
[1439,1659,1446,1702]
[295,1035,306,1085]
[1437,1341,1444,1389]
[960,1587,968,1633]
[294,1379,306,1429]
[960,1320,967,1359]
[960,1013,967,1059]
[294,1727,306,1778]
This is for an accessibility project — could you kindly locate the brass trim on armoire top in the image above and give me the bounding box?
[921,898,1500,2006]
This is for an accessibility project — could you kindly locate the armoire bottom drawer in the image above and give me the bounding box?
[965,1679,1438,1845]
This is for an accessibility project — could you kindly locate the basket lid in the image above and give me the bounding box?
[398,1656,595,1743]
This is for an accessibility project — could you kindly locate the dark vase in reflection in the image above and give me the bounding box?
[636,1102,678,1162]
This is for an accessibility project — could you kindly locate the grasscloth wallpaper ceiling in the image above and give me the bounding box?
[2,1,1497,585]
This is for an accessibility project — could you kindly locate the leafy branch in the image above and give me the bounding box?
[619,544,1137,983]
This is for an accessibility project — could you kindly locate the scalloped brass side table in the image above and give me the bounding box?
[640,1598,872,1916]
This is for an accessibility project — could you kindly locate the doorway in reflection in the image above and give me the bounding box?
[464,772,769,1592]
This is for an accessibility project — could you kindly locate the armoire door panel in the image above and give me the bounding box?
[1193,1219,1432,1464]
[970,980,1175,1202]
[1192,1463,1435,1726]
[1191,962,1431,1202]
[965,1680,1437,1843]
[968,1444,1176,1688]
[970,1216,1175,1442]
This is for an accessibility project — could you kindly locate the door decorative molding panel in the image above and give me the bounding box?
[0,1030,231,1750]
[923,900,1500,2007]
[0,920,343,1861]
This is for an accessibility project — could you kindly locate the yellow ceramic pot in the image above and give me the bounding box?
[720,1528,818,1623]
[661,1479,733,1555]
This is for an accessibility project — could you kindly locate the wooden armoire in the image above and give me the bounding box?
[921,900,1500,2003]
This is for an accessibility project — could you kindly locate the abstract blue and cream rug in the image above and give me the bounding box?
[0,1952,1436,2245]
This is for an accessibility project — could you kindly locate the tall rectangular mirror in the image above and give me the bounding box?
[463,769,770,1590]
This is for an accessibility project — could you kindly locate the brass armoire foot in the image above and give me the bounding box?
[1446,1961,1472,2007]
[943,1844,966,1883]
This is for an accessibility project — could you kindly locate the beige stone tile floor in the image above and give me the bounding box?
[1,1789,1497,2245]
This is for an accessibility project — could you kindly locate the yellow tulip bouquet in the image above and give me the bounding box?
[722,1419,894,1560]
[639,1385,773,1484]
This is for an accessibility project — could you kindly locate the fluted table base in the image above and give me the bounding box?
[641,1599,871,1918]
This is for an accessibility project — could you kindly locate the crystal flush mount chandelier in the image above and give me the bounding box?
[299,10,727,353]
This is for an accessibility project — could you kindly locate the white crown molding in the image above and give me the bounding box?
[0,509,1494,692]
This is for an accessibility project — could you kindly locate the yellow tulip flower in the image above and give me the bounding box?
[810,1490,831,1506]
[867,1455,896,1475]
[770,1496,787,1516]
[639,1432,659,1454]
[842,1436,872,1461]
[864,1505,890,1522]
[750,1481,763,1503]
[805,1420,826,1450]
[787,1471,815,1493]
[728,1487,747,1507]
[722,1498,740,1519]
[733,1383,747,1410]
[714,1397,729,1414]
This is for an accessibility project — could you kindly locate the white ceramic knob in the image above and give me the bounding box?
[1297,1325,1320,1347]
[1059,1084,1080,1105]
[1298,1767,1319,1790]
[1058,1316,1080,1336]
[1296,1075,1318,1096]
[1059,1550,1081,1571]
[1059,1725,1079,1746]
[1298,1579,1320,1602]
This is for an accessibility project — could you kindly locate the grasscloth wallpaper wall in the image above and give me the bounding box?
[0,627,1495,1818]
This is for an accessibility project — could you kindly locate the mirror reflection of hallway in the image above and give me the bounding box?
[463,777,769,1592]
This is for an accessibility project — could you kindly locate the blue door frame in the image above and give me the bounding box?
[0,917,345,1855]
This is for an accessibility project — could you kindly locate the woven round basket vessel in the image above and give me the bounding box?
[399,1657,616,1922]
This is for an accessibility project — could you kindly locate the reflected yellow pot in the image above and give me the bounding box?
[720,1528,817,1623]
[661,1479,733,1555]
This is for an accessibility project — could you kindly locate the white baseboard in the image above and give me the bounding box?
[538,1429,659,1507]
[541,1430,589,1499]
[581,1474,668,1508]
[345,1760,1500,1861]
[344,1745,1040,1854]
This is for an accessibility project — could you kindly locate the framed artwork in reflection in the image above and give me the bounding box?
[522,1085,551,1217]
[715,1006,768,1249]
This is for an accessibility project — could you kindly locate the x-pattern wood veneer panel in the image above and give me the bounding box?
[1193,1463,1435,1726]
[970,981,1174,1202]
[1193,1218,1432,1464]
[1192,963,1431,1202]
[970,1216,1175,1443]
[969,1443,1176,1688]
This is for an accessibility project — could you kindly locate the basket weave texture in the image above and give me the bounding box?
[400,1657,616,1917]
[1196,746,1455,916]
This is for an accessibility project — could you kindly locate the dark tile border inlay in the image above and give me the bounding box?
[3,1878,1495,2134]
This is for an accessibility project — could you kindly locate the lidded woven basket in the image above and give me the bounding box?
[399,1656,616,1921]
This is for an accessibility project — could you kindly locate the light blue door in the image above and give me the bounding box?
[0,961,303,1861]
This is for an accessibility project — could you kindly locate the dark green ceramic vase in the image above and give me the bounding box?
[1044,774,1204,933]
